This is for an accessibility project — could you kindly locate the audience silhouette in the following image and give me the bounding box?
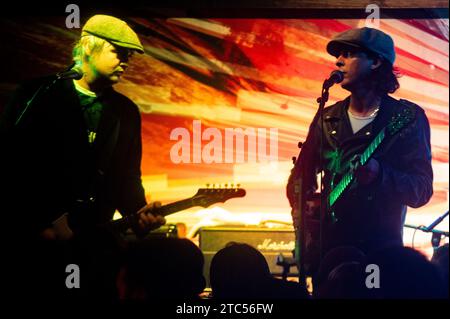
[210,242,308,299]
[117,237,206,300]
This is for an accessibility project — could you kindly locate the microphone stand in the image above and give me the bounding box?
[292,71,342,287]
[315,79,334,264]
[425,210,449,232]
[404,211,449,250]
[15,63,77,127]
[292,74,339,288]
[14,78,58,127]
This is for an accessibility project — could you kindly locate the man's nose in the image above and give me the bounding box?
[117,50,131,63]
[336,55,345,67]
[120,55,129,63]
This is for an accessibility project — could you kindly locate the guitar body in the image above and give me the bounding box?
[327,106,415,221]
[291,174,323,284]
[300,192,322,277]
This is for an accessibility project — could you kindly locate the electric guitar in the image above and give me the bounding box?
[46,187,246,240]
[108,187,246,234]
[327,105,415,219]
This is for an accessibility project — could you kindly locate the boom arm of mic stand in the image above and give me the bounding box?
[404,224,449,237]
[14,78,58,127]
[14,62,78,127]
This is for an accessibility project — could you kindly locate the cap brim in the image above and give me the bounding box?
[82,31,145,54]
[326,40,363,58]
[110,40,144,54]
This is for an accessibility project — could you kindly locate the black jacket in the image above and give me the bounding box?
[1,78,147,236]
[287,94,433,253]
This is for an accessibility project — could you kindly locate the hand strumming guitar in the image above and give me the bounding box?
[354,158,380,186]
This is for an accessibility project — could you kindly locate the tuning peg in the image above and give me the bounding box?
[236,183,241,188]
[212,184,215,189]
[231,183,234,188]
[206,183,210,188]
[224,183,228,188]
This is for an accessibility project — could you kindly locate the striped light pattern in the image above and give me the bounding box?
[1,17,448,258]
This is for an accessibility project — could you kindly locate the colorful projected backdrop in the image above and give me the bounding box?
[1,17,448,257]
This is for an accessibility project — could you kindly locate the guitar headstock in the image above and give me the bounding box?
[387,107,414,136]
[191,184,246,208]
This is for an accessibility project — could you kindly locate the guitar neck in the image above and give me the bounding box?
[106,187,246,235]
[359,128,386,166]
[156,198,195,217]
[328,128,386,208]
[109,198,195,234]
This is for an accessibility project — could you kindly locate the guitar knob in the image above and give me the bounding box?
[224,183,228,188]
[237,183,241,188]
[206,183,210,188]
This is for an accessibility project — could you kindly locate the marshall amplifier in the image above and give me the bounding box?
[199,225,298,287]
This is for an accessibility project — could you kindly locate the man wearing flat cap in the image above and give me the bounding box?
[1,15,165,242]
[287,28,433,281]
[1,14,169,301]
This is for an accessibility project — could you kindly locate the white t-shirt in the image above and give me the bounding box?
[348,109,379,134]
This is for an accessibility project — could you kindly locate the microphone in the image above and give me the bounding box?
[324,70,344,88]
[55,65,83,80]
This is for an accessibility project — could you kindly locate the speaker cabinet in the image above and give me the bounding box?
[199,225,297,286]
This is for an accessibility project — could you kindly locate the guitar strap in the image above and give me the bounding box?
[398,99,418,124]
[372,99,417,160]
